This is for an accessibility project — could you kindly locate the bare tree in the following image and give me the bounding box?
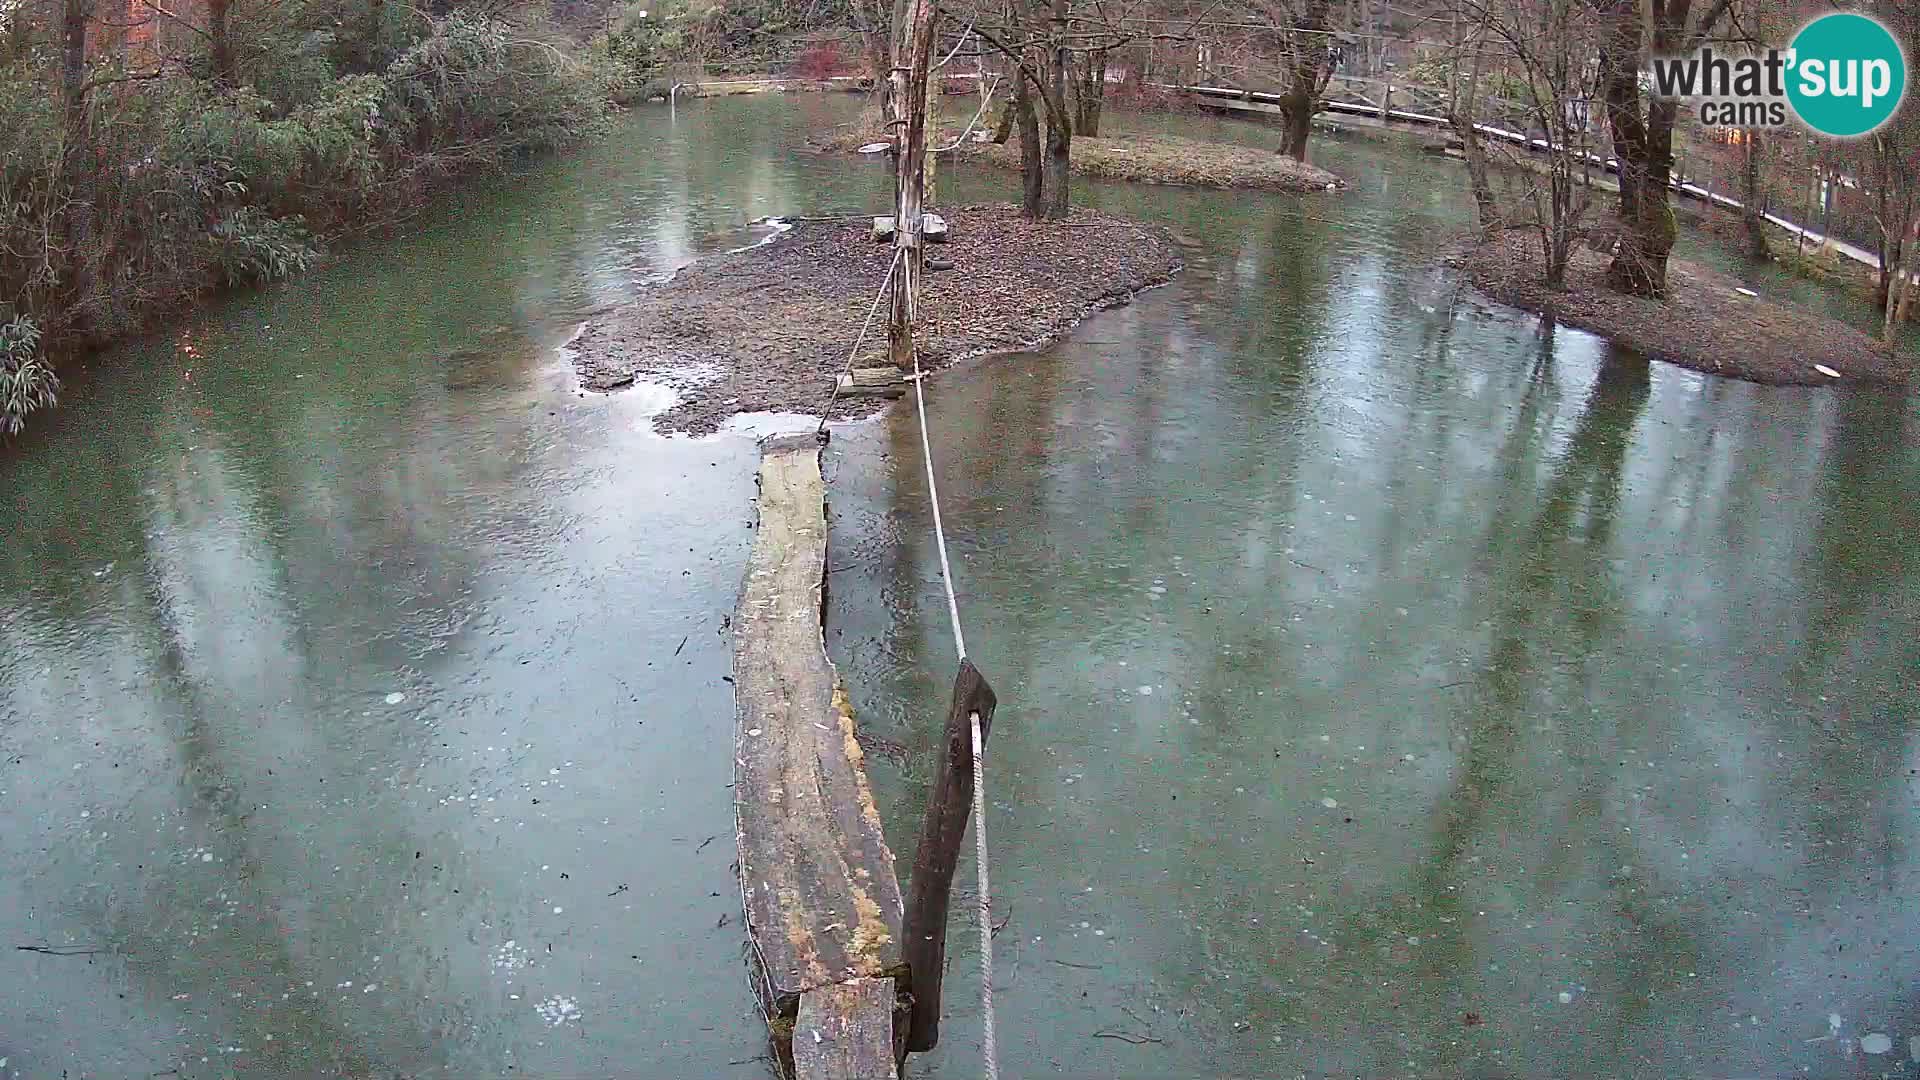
[1275,0,1332,159]
[1462,0,1602,286]
[1586,0,1734,297]
[1069,44,1107,135]
[1188,0,1341,161]
[1445,11,1501,234]
[208,0,232,84]
[1739,129,1768,261]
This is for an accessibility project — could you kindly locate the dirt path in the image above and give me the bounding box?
[572,205,1183,433]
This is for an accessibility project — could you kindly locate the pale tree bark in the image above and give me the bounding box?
[885,0,936,369]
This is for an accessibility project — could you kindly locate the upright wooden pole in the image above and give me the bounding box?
[886,0,937,372]
[901,660,997,1053]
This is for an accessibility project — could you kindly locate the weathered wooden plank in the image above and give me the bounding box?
[849,367,905,387]
[734,434,906,1033]
[837,372,908,399]
[793,979,901,1080]
[901,659,998,1052]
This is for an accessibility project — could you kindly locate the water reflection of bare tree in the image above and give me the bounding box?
[36,428,453,1076]
[1277,349,1672,1076]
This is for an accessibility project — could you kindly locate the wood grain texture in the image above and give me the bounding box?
[734,435,906,1028]
[900,660,997,1052]
[793,979,901,1080]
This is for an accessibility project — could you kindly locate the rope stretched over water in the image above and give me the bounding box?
[904,261,996,1080]
[904,266,969,662]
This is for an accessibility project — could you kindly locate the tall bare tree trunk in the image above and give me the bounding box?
[1449,30,1499,236]
[1280,0,1331,161]
[1593,0,1673,297]
[1072,48,1106,137]
[209,0,233,86]
[1013,68,1042,216]
[924,73,937,206]
[1041,111,1069,218]
[60,0,94,333]
[992,94,1015,142]
[1740,128,1768,261]
[1886,219,1915,345]
[1036,0,1072,220]
[885,0,935,369]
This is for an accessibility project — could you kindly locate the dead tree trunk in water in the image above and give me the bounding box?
[885,0,937,369]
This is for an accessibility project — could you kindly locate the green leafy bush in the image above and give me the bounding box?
[0,4,613,434]
[0,315,54,436]
[212,207,318,286]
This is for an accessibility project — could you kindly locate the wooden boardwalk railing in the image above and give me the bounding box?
[1169,78,1886,274]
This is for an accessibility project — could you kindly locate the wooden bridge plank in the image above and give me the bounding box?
[794,979,901,1080]
[733,433,906,1031]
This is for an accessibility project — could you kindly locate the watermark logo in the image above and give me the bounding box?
[1648,12,1906,137]
[1786,13,1905,136]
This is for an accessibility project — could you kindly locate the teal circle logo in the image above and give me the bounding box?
[1787,13,1906,137]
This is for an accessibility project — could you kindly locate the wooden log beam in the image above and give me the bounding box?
[900,659,998,1053]
[795,979,901,1080]
[733,433,907,1074]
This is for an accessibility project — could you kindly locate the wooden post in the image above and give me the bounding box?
[901,660,998,1053]
[926,67,939,208]
[886,0,937,372]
